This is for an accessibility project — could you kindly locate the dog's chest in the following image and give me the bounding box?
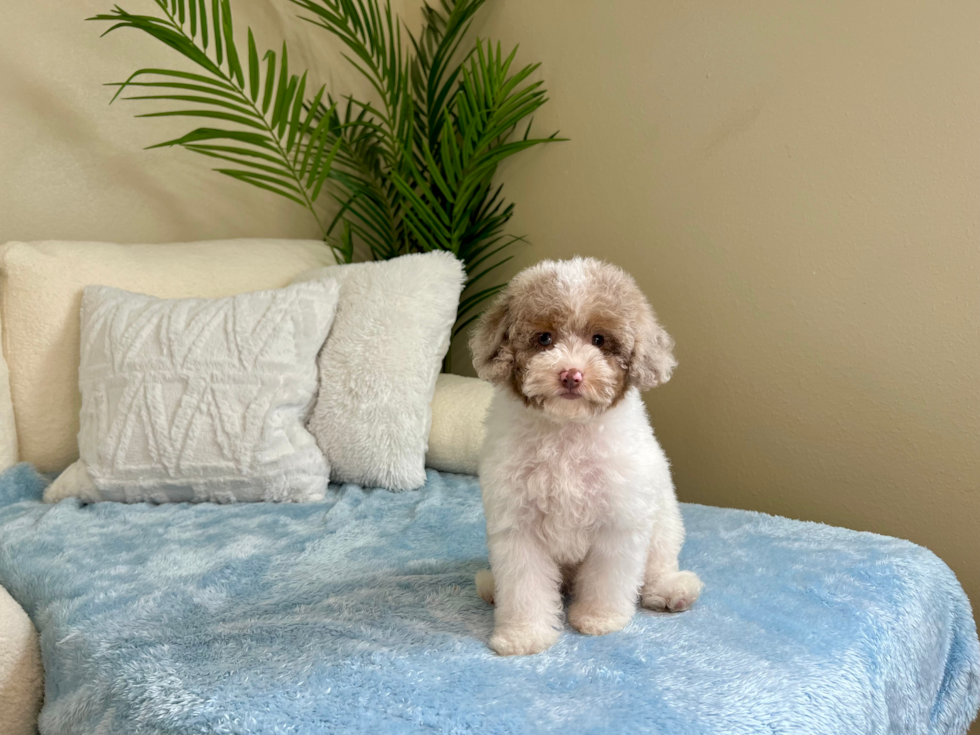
[514,423,613,562]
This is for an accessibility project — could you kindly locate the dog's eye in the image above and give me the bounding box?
[592,334,605,347]
[538,332,553,347]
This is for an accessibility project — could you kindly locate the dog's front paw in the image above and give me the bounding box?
[489,624,559,656]
[567,602,632,636]
[641,570,703,612]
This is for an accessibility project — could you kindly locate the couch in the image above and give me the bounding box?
[0,239,977,734]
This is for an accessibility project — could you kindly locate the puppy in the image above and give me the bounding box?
[470,257,702,656]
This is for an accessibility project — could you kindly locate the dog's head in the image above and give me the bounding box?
[469,257,676,421]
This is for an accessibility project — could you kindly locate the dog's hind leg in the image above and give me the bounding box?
[476,569,495,605]
[641,502,703,612]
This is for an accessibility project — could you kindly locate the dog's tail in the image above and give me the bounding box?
[475,569,495,605]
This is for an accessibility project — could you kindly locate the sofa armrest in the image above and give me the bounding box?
[426,374,493,476]
[0,585,42,735]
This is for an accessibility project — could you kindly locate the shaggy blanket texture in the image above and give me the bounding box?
[0,464,976,734]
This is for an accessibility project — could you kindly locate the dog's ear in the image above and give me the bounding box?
[629,300,677,390]
[469,289,514,384]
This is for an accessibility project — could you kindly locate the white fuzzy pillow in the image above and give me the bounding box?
[293,252,465,490]
[44,280,339,504]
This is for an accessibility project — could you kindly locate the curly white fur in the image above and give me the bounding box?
[471,258,702,656]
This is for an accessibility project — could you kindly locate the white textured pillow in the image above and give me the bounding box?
[0,239,335,473]
[43,280,339,504]
[293,252,465,490]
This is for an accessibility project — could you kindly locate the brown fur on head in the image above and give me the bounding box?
[469,257,676,421]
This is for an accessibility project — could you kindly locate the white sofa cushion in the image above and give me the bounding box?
[294,252,464,490]
[0,584,42,735]
[0,314,18,475]
[44,280,338,504]
[0,239,335,473]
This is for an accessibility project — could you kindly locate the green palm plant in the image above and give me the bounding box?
[92,0,562,354]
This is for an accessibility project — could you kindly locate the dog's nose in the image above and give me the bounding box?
[560,369,583,390]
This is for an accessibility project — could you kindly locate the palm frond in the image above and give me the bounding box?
[408,0,486,151]
[391,37,563,326]
[307,96,406,261]
[91,0,349,261]
[286,0,415,260]
[290,0,408,139]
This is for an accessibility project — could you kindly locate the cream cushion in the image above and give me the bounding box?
[0,585,43,735]
[0,314,18,475]
[425,374,493,476]
[0,239,335,473]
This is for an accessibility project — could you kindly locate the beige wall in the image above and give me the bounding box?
[0,0,389,244]
[444,0,980,616]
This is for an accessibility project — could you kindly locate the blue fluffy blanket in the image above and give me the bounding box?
[0,464,976,734]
